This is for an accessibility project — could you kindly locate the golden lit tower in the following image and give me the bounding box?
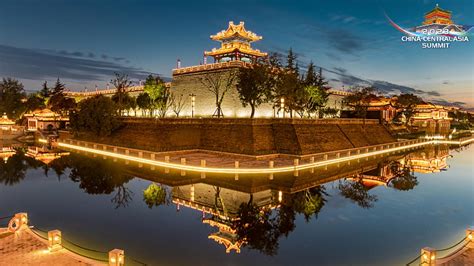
[423,4,453,25]
[205,21,267,63]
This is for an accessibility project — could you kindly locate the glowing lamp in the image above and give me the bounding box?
[109,249,124,266]
[47,230,62,252]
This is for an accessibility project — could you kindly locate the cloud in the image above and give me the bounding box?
[0,44,154,82]
[430,99,466,107]
[325,29,364,55]
[328,66,445,98]
[297,23,366,55]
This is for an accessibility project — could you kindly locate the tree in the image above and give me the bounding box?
[70,95,120,137]
[112,92,133,116]
[143,74,169,117]
[267,52,282,68]
[25,93,46,112]
[304,61,317,87]
[395,93,422,125]
[289,186,327,222]
[111,72,132,116]
[388,161,418,191]
[137,92,152,117]
[39,81,51,99]
[343,86,376,125]
[0,78,26,119]
[200,70,238,118]
[286,48,297,73]
[236,62,274,118]
[170,93,187,117]
[338,177,378,209]
[233,202,281,255]
[156,86,171,118]
[271,48,307,118]
[128,96,138,116]
[301,85,329,118]
[0,152,28,186]
[48,78,76,115]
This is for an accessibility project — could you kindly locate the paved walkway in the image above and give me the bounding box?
[0,229,103,266]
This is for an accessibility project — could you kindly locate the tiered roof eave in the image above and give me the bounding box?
[210,21,263,42]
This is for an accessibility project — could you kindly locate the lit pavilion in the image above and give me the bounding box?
[0,113,15,130]
[422,4,453,25]
[414,4,466,34]
[204,21,267,63]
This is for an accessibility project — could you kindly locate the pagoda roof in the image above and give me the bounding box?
[204,46,267,58]
[0,113,15,125]
[211,21,262,42]
[425,4,451,15]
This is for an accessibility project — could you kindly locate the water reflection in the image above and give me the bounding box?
[0,142,463,256]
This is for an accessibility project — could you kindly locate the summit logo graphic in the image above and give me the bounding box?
[386,4,472,49]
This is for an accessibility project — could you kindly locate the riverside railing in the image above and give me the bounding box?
[1,213,147,266]
[55,138,430,176]
[406,227,473,265]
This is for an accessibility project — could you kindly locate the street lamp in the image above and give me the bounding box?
[190,93,196,118]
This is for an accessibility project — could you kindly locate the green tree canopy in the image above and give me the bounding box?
[25,93,46,112]
[143,183,168,208]
[0,78,26,119]
[70,95,120,137]
[236,61,275,118]
[137,92,152,116]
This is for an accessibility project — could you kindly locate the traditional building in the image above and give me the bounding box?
[24,109,69,132]
[204,21,267,63]
[341,95,398,122]
[171,21,275,118]
[0,113,23,140]
[423,4,453,25]
[414,4,466,34]
[0,146,16,163]
[410,103,451,136]
[25,146,70,164]
[404,145,449,173]
[0,113,15,130]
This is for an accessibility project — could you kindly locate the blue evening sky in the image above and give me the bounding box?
[0,0,473,107]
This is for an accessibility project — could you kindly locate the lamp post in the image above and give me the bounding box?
[190,93,196,118]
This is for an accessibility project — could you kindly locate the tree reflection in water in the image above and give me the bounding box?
[143,183,170,209]
[388,161,418,191]
[0,152,28,186]
[338,177,378,209]
[232,186,327,255]
[64,154,134,208]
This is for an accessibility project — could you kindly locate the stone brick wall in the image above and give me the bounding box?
[76,118,395,156]
[172,68,275,118]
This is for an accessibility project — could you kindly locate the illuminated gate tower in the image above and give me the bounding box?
[422,4,453,25]
[414,4,465,34]
[172,21,275,118]
[204,21,267,63]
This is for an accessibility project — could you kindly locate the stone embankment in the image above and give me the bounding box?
[71,118,395,156]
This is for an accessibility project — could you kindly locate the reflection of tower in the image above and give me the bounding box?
[203,217,245,254]
[404,144,450,173]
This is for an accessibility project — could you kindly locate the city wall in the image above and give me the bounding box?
[73,118,395,156]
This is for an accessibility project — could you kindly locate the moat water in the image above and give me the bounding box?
[0,143,472,265]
